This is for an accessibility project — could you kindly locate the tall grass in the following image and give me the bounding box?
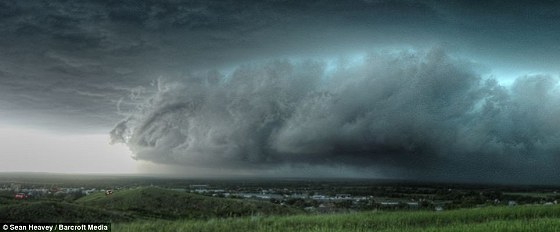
[114,205,560,232]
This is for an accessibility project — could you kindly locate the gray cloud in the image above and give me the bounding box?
[2,0,560,182]
[111,49,560,183]
[2,0,560,132]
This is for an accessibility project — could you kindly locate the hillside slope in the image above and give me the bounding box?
[0,201,133,223]
[76,187,301,219]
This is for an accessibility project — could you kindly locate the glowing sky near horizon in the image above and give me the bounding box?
[0,126,137,174]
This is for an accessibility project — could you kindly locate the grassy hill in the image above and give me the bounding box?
[7,187,560,231]
[76,187,301,219]
[114,205,560,232]
[0,201,133,223]
[1,187,300,223]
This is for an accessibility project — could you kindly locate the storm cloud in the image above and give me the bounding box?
[3,0,560,182]
[2,0,560,131]
[110,49,560,182]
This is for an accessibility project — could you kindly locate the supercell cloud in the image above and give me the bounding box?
[111,49,560,182]
[2,0,560,183]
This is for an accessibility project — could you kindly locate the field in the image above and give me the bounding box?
[0,187,299,223]
[2,175,560,231]
[115,205,560,232]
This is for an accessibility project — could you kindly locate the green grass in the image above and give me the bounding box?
[0,201,133,223]
[114,205,560,232]
[76,187,301,219]
[4,187,560,231]
[1,187,300,223]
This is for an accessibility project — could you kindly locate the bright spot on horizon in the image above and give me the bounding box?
[0,125,137,174]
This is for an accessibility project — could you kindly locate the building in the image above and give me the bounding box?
[335,194,352,199]
[14,193,26,199]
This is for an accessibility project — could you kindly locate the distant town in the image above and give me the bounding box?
[2,174,560,213]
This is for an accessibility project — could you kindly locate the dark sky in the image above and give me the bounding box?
[2,0,560,184]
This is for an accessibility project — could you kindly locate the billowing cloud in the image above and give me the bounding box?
[2,0,560,132]
[111,49,560,182]
[3,0,560,182]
